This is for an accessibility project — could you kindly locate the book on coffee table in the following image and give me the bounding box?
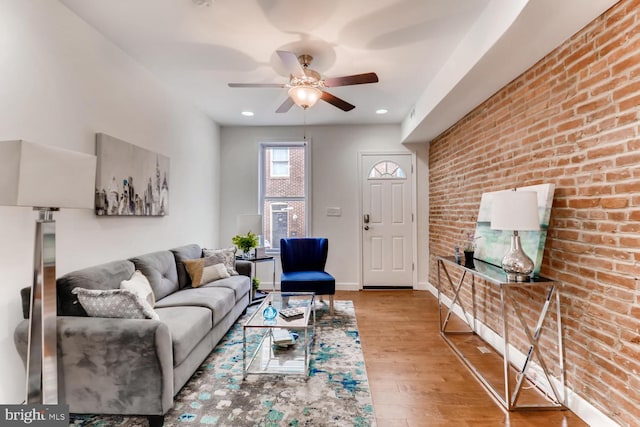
[279,307,305,321]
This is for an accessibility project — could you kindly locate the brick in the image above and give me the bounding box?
[601,197,629,208]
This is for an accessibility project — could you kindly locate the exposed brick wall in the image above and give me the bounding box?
[428,0,640,424]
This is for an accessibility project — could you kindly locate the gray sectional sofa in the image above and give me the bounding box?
[14,243,251,426]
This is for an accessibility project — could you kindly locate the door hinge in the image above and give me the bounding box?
[412,262,415,271]
[411,213,414,222]
[411,164,414,174]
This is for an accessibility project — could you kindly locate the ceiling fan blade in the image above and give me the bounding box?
[324,72,379,87]
[276,97,295,113]
[321,91,355,111]
[276,50,306,78]
[228,83,286,88]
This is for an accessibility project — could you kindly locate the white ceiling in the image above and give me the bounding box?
[60,0,618,142]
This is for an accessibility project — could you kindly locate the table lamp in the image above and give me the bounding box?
[236,214,264,257]
[490,189,540,282]
[0,140,96,404]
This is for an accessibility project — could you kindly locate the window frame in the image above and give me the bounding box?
[270,147,290,178]
[259,140,311,255]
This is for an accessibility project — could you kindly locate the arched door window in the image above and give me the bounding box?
[368,160,407,179]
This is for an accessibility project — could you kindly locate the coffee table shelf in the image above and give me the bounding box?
[243,292,315,379]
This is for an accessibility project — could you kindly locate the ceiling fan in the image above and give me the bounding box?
[228,50,379,113]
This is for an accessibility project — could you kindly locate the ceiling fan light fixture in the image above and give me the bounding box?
[288,85,322,109]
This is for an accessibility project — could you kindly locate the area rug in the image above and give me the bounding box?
[71,300,376,426]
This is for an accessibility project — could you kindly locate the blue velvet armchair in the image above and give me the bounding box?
[280,238,335,314]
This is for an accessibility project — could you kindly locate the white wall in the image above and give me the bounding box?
[0,0,221,403]
[220,125,429,289]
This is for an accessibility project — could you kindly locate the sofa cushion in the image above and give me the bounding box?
[57,260,135,316]
[72,288,159,320]
[155,306,211,366]
[201,275,250,303]
[130,251,179,300]
[155,287,236,325]
[170,244,202,289]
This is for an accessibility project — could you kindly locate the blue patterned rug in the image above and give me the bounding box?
[71,300,375,426]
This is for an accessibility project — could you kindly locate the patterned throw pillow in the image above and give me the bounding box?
[120,270,155,307]
[72,288,159,320]
[203,247,239,276]
[184,255,231,287]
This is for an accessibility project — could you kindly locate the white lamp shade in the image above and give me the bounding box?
[237,214,263,235]
[288,86,322,109]
[0,140,97,209]
[490,190,540,231]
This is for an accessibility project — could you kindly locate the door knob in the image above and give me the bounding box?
[364,226,370,230]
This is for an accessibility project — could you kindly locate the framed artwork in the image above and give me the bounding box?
[473,183,555,274]
[94,133,170,216]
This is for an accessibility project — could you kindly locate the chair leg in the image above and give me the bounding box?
[329,295,334,315]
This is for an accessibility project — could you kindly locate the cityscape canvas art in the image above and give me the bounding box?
[473,183,555,275]
[95,133,169,216]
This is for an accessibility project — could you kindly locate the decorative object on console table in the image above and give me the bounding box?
[94,133,169,216]
[0,140,96,404]
[490,189,541,281]
[463,232,480,268]
[473,183,554,275]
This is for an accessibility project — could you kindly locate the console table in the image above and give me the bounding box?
[436,255,566,411]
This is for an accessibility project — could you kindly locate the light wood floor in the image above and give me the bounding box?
[335,290,587,427]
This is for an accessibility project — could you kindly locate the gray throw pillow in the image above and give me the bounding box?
[72,287,159,320]
[203,247,239,276]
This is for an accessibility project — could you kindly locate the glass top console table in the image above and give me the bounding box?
[436,255,566,411]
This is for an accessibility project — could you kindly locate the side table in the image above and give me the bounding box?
[237,256,276,304]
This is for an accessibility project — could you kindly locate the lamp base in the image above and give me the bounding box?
[501,231,535,282]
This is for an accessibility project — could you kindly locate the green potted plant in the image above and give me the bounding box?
[232,231,259,259]
[252,277,260,298]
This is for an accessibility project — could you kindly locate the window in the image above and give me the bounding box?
[270,148,290,177]
[260,142,309,253]
[368,160,407,179]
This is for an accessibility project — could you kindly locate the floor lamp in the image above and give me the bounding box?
[237,214,264,256]
[0,140,96,404]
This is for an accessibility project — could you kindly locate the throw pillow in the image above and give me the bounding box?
[72,288,159,320]
[183,258,205,287]
[120,270,155,307]
[201,263,230,284]
[184,256,231,287]
[203,246,239,276]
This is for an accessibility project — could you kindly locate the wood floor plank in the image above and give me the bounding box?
[336,290,587,427]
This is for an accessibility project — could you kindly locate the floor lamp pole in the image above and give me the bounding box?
[26,208,58,404]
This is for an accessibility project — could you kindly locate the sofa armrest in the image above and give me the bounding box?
[14,316,173,416]
[235,260,251,277]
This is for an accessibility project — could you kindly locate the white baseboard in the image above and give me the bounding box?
[426,282,619,427]
[258,282,361,292]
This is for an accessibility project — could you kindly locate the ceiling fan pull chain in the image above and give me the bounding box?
[303,109,307,140]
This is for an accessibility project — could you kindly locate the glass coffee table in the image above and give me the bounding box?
[243,292,315,379]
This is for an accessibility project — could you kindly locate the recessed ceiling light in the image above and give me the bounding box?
[241,111,254,117]
[376,109,388,115]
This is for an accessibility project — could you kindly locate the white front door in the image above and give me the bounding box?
[361,154,413,288]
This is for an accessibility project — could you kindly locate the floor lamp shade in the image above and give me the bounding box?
[0,140,96,209]
[0,140,96,404]
[236,214,263,235]
[490,190,540,281]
